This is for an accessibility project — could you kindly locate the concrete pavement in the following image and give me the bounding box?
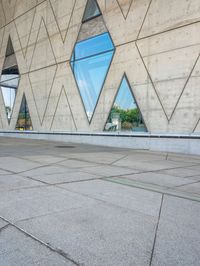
[0,137,200,265]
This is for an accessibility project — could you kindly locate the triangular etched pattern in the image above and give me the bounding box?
[51,87,76,131]
[116,0,134,19]
[30,18,56,71]
[50,0,76,42]
[29,65,57,124]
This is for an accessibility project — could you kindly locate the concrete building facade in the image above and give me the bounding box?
[0,0,200,154]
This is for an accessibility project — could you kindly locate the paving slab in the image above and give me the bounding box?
[57,159,98,169]
[16,202,158,266]
[0,137,200,265]
[113,158,195,171]
[0,218,8,229]
[59,179,162,217]
[186,165,200,171]
[0,186,97,223]
[22,165,75,178]
[167,154,200,164]
[81,165,138,177]
[0,174,44,192]
[0,226,74,266]
[152,195,200,266]
[67,152,128,164]
[121,172,196,188]
[115,152,167,163]
[157,167,200,178]
[0,157,42,173]
[175,181,200,195]
[25,170,101,184]
[19,155,67,164]
[0,169,11,175]
[187,175,200,181]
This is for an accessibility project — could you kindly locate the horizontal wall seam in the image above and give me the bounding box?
[0,131,200,139]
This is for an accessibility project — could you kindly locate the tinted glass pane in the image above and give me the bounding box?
[16,95,33,130]
[0,69,19,122]
[73,33,114,60]
[72,51,114,120]
[0,74,20,89]
[1,87,16,120]
[6,36,14,57]
[0,36,20,122]
[71,32,115,121]
[105,77,147,132]
[2,65,19,75]
[83,0,101,22]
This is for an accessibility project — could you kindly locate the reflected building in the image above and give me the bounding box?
[105,76,147,132]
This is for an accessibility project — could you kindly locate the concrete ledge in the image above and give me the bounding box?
[0,131,200,155]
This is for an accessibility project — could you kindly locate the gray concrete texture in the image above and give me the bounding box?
[0,137,200,265]
[0,0,200,134]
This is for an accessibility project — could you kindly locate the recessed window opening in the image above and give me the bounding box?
[82,0,101,22]
[71,32,115,121]
[15,95,33,131]
[105,76,147,132]
[0,36,19,122]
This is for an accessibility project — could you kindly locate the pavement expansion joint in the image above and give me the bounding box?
[104,177,200,203]
[0,215,81,266]
[149,194,164,266]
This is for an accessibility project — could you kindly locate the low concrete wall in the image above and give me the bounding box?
[0,131,200,156]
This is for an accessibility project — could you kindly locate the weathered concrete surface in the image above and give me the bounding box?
[0,0,200,134]
[0,137,200,265]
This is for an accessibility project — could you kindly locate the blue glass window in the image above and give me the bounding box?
[105,76,147,132]
[71,33,115,121]
[73,33,114,60]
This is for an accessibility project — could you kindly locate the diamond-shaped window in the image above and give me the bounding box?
[16,94,33,131]
[0,36,20,123]
[71,32,115,122]
[105,76,147,132]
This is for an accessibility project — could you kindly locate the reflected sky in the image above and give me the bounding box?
[115,77,137,110]
[71,32,115,121]
[0,74,19,119]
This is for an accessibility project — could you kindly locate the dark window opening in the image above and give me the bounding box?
[15,95,33,131]
[82,0,101,22]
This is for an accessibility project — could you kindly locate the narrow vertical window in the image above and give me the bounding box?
[16,95,33,130]
[0,36,20,122]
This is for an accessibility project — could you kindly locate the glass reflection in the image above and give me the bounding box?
[105,77,147,132]
[0,71,19,121]
[15,95,33,130]
[83,0,101,22]
[0,36,20,123]
[71,32,115,121]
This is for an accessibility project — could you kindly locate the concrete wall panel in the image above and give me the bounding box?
[139,0,200,38]
[0,0,199,135]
